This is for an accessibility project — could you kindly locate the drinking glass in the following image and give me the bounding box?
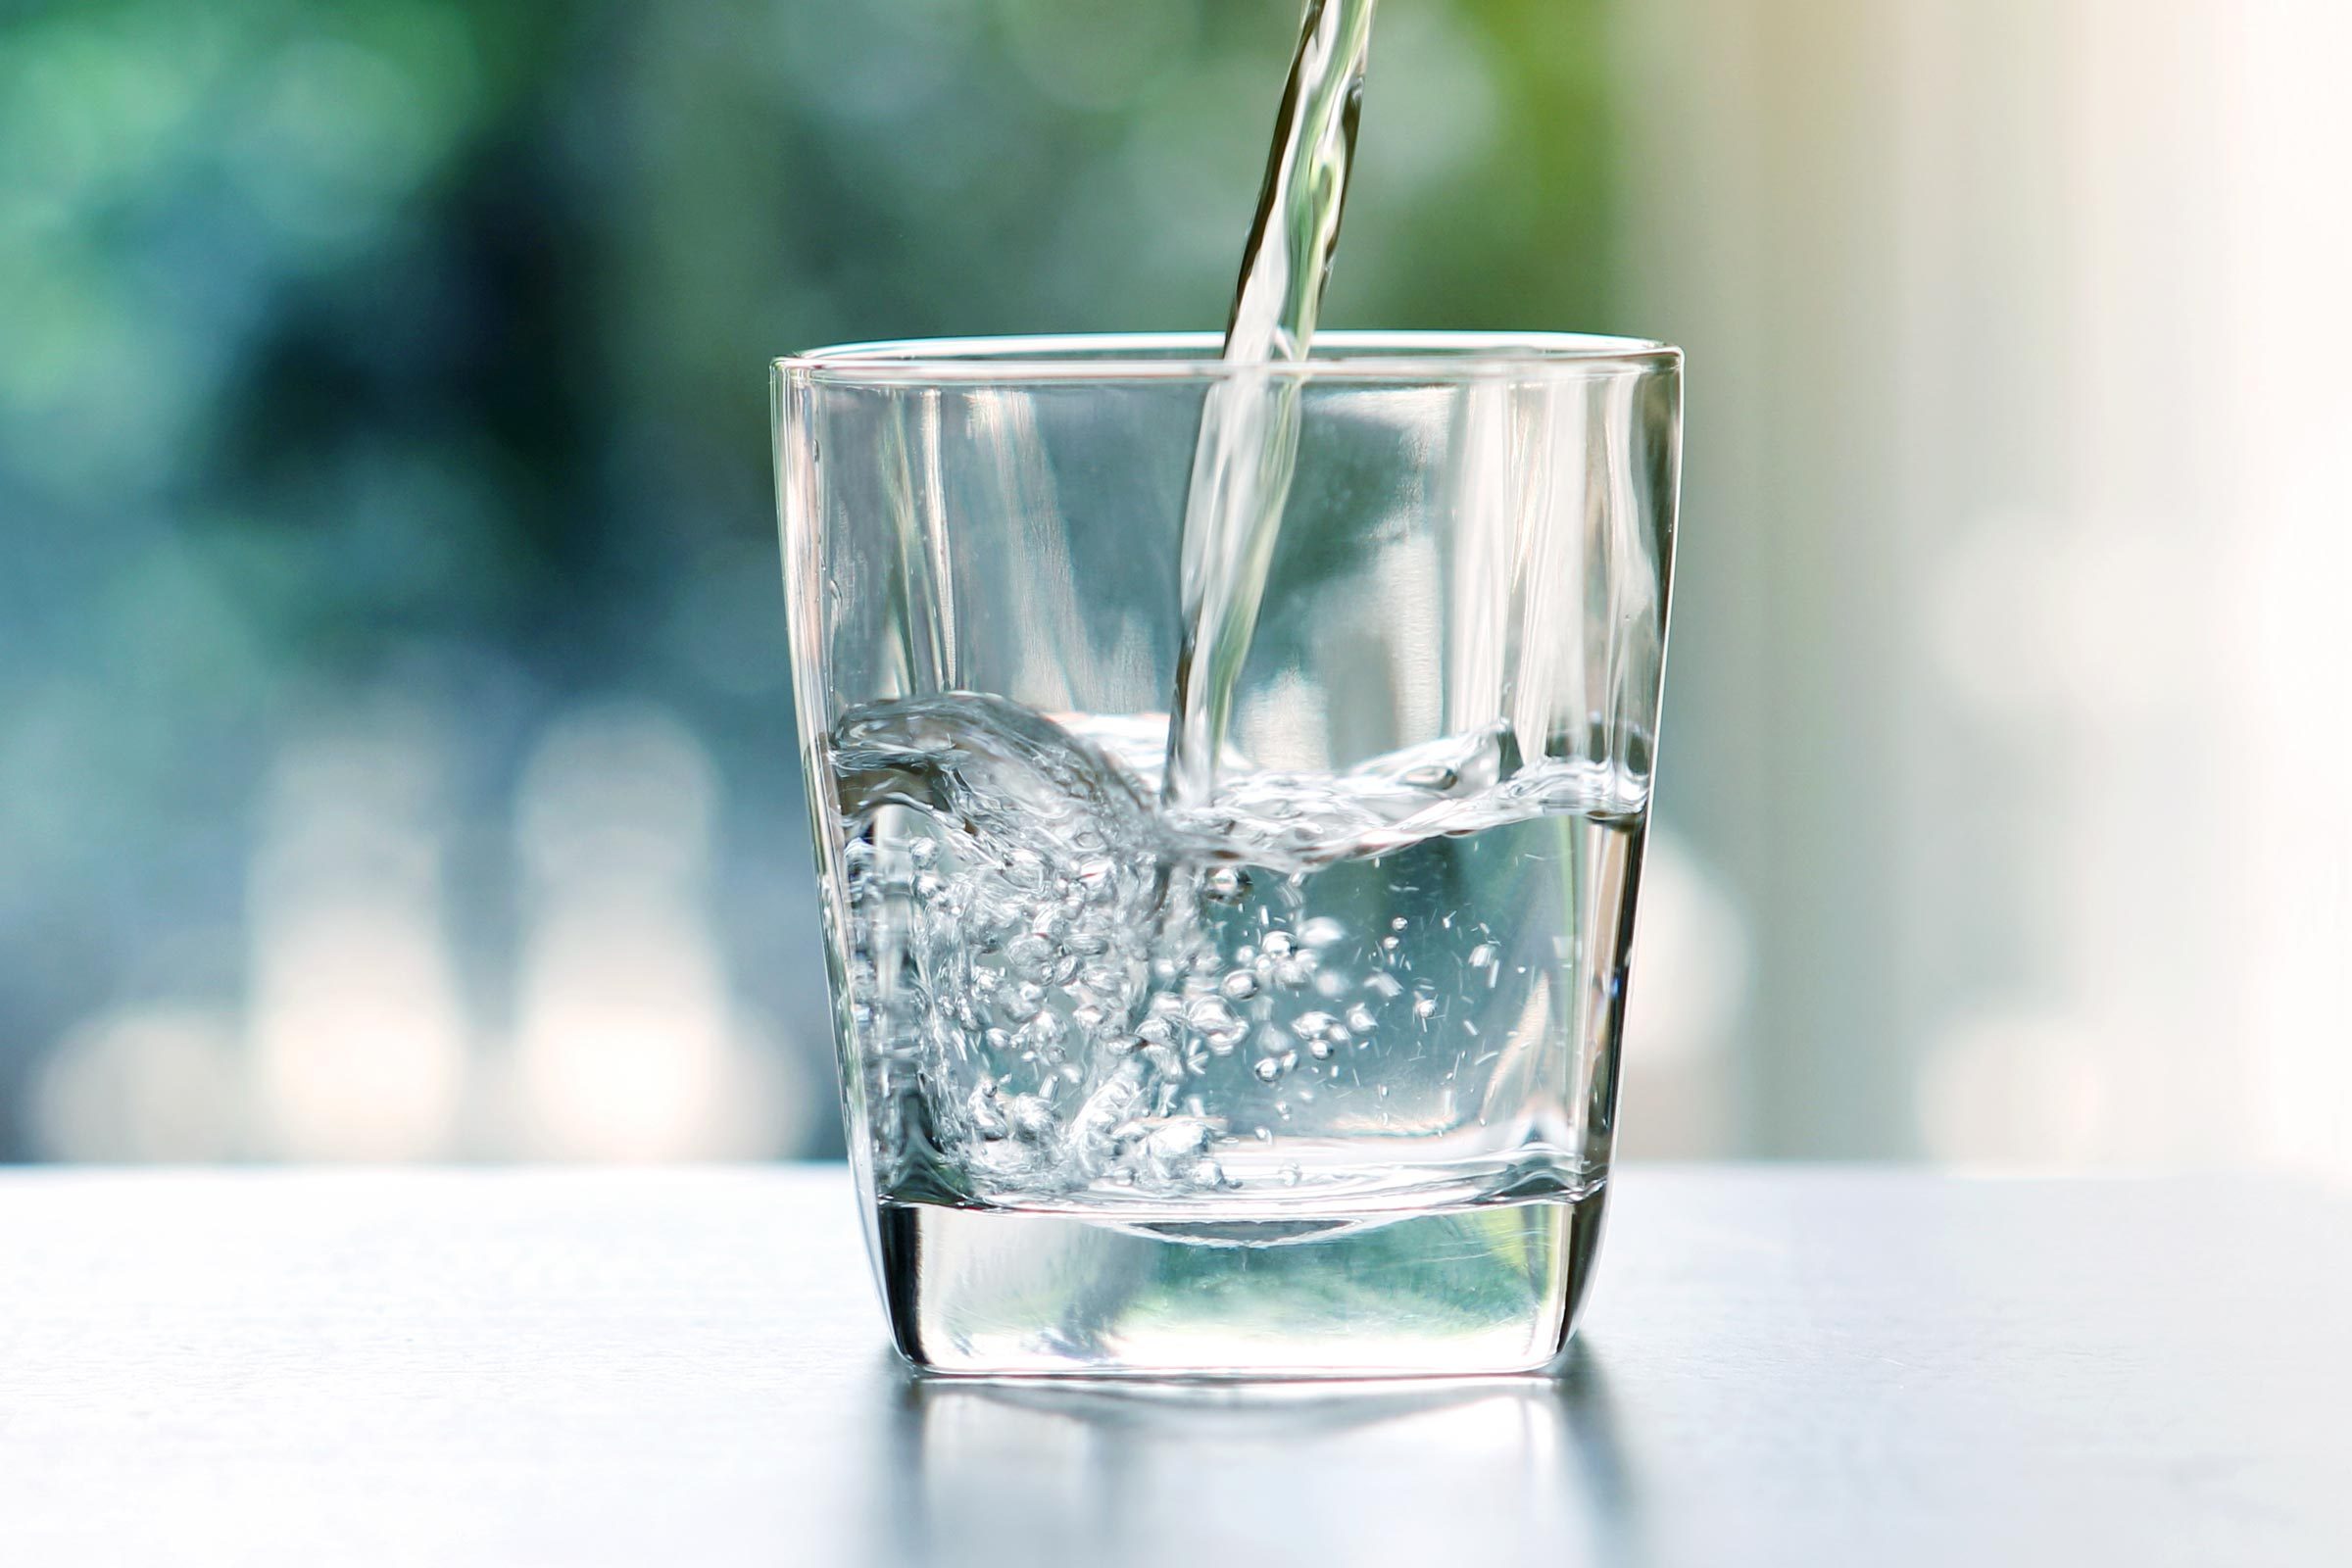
[774,332,1681,1376]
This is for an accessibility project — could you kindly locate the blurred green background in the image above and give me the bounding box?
[7,0,2348,1171]
[0,0,1617,1159]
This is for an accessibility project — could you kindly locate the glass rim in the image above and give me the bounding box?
[775,330,1680,384]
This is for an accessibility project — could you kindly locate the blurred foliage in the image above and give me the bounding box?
[0,0,1613,1155]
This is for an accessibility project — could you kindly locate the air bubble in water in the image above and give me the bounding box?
[1186,997,1241,1035]
[968,1080,1007,1138]
[1009,1096,1056,1140]
[831,692,1636,1205]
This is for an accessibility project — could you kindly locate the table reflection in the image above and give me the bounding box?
[873,1349,1644,1567]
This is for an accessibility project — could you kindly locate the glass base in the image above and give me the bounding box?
[873,1187,1609,1378]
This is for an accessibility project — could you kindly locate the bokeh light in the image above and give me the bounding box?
[4,0,2343,1174]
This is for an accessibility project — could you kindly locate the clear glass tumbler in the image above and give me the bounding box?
[774,332,1681,1376]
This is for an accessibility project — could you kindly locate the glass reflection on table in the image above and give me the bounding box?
[874,1348,1643,1567]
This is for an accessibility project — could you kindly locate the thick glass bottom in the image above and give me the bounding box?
[873,1187,1609,1378]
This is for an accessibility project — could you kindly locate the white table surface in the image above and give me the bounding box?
[1,1165,2344,1567]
